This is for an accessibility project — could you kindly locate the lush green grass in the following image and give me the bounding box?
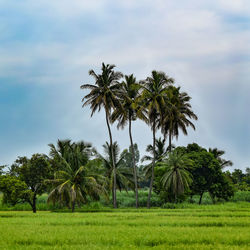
[0,203,249,249]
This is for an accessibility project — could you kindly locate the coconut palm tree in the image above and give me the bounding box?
[111,74,147,208]
[98,141,134,204]
[161,86,197,152]
[160,150,193,202]
[141,137,168,179]
[47,140,105,212]
[139,71,174,208]
[209,148,233,168]
[81,63,123,208]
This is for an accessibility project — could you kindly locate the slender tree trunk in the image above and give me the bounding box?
[147,120,156,209]
[169,130,172,153]
[199,192,204,205]
[32,193,37,213]
[129,118,139,208]
[112,188,114,206]
[106,112,117,208]
[72,201,75,213]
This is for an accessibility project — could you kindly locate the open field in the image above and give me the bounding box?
[0,203,249,249]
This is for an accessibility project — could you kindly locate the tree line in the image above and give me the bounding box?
[0,63,249,212]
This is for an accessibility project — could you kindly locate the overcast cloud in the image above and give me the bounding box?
[0,0,249,170]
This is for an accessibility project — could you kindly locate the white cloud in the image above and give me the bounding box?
[217,0,250,14]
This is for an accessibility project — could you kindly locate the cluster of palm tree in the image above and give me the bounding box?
[81,63,197,208]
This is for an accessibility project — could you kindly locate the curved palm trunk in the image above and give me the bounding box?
[147,120,156,209]
[129,118,139,208]
[105,112,117,208]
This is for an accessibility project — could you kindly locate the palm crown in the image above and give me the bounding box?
[81,63,123,116]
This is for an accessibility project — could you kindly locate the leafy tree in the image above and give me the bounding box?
[120,143,140,170]
[183,144,234,204]
[81,63,123,208]
[160,151,193,202]
[9,154,51,213]
[98,142,134,205]
[161,86,197,152]
[140,71,174,208]
[47,140,105,212]
[0,175,32,206]
[226,168,250,191]
[245,168,250,186]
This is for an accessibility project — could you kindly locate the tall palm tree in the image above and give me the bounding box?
[209,148,233,168]
[81,63,123,208]
[161,86,197,152]
[47,140,105,212]
[160,150,193,202]
[111,74,147,208]
[98,141,134,204]
[140,71,174,208]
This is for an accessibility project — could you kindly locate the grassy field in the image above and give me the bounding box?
[0,203,249,249]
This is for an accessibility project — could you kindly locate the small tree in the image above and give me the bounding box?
[0,175,32,206]
[160,151,193,202]
[9,154,51,213]
[98,142,134,205]
[47,140,105,212]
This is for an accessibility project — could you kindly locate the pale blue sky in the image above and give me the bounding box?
[0,0,249,170]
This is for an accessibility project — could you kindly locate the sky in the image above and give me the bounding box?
[0,0,249,171]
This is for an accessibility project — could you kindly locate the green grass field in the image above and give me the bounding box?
[0,203,249,249]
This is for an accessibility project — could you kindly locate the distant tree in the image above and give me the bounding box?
[9,154,51,213]
[226,168,250,191]
[47,140,104,212]
[120,144,140,169]
[231,169,244,184]
[184,144,234,204]
[0,175,32,206]
[245,168,250,186]
[81,63,123,208]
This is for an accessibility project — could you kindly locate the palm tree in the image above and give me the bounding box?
[140,71,174,208]
[141,137,168,179]
[98,141,134,204]
[160,150,193,202]
[161,86,198,152]
[81,63,123,208]
[111,74,147,208]
[47,140,105,212]
[209,148,233,168]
